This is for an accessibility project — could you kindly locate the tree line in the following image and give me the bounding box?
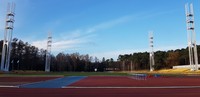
[0,38,199,72]
[118,47,200,71]
[0,38,111,72]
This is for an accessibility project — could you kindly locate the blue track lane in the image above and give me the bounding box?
[19,76,86,88]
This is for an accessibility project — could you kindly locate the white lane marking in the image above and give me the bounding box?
[0,85,19,88]
[62,86,200,89]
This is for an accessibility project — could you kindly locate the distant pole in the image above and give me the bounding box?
[185,3,198,71]
[45,32,52,72]
[1,3,15,71]
[130,61,133,71]
[122,61,125,71]
[149,31,155,71]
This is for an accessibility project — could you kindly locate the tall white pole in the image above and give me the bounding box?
[185,3,198,71]
[130,61,133,71]
[1,3,15,72]
[149,31,155,71]
[45,32,52,72]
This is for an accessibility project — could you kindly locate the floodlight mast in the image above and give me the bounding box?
[1,3,15,71]
[45,32,52,72]
[149,31,155,71]
[185,3,198,71]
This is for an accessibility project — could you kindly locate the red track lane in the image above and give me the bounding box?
[0,88,200,97]
[0,77,61,86]
[69,76,200,87]
[0,77,62,82]
[1,76,200,97]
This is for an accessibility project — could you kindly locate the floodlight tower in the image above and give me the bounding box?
[149,31,155,71]
[1,3,15,71]
[185,3,198,71]
[45,32,52,72]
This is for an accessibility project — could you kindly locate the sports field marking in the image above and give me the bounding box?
[18,77,65,87]
[63,86,200,89]
[19,76,86,88]
[0,85,19,88]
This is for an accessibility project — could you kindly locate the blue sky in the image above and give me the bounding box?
[0,0,200,60]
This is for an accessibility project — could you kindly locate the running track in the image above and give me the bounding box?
[1,88,200,97]
[1,76,200,97]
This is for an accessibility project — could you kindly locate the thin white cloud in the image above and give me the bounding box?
[84,10,176,34]
[86,15,134,34]
[58,15,134,39]
[30,11,173,56]
[32,38,86,52]
[32,40,46,50]
[31,15,135,53]
[52,39,84,51]
[30,31,92,54]
[59,30,82,40]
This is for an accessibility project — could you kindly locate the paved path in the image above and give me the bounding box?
[19,76,86,88]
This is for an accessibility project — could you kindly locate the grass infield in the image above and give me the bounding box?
[1,69,200,77]
[0,71,128,77]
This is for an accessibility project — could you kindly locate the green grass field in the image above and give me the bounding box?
[1,69,200,77]
[0,71,129,77]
